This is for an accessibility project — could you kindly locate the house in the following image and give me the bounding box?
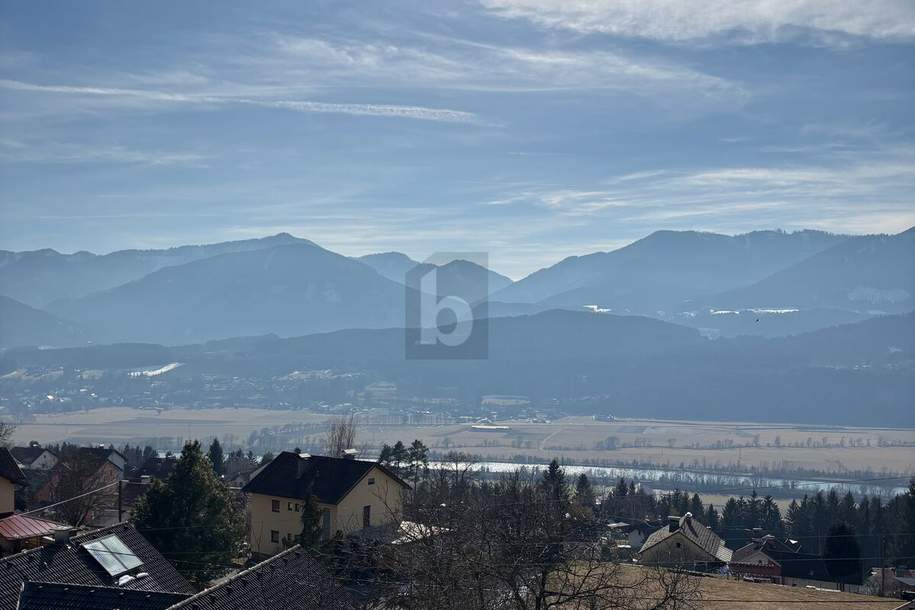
[0,522,195,610]
[638,513,732,571]
[32,446,127,525]
[242,451,410,557]
[868,567,915,599]
[167,545,352,610]
[608,520,656,549]
[10,445,58,472]
[0,448,28,517]
[731,534,836,589]
[0,513,66,555]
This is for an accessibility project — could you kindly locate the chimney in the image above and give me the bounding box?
[52,526,74,545]
[342,448,358,460]
[668,516,680,532]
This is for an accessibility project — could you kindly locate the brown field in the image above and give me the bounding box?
[10,409,915,479]
[616,565,903,610]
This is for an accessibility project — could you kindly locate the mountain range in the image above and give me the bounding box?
[3,309,912,426]
[0,226,912,348]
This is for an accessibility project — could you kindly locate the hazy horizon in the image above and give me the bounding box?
[3,1,915,278]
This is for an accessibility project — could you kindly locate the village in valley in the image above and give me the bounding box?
[0,414,912,610]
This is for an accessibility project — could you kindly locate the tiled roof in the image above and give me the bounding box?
[167,546,352,610]
[10,447,54,467]
[242,453,408,504]
[17,581,189,610]
[0,523,194,610]
[731,535,831,581]
[732,535,797,564]
[0,448,27,486]
[0,514,63,541]
[639,514,732,564]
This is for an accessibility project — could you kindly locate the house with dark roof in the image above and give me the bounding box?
[0,448,28,517]
[242,452,409,557]
[730,534,837,588]
[32,447,126,526]
[638,513,732,571]
[0,522,194,610]
[10,446,58,472]
[167,545,352,610]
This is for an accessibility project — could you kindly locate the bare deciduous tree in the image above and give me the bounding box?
[52,450,118,526]
[352,459,702,610]
[325,415,357,457]
[0,421,16,447]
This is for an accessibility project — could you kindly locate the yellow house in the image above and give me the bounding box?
[242,452,410,557]
[0,448,28,516]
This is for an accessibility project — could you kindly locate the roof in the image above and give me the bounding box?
[0,448,27,486]
[136,457,178,480]
[167,546,352,610]
[76,448,125,470]
[0,514,64,541]
[0,523,194,610]
[731,535,832,581]
[732,535,799,565]
[17,581,189,610]
[242,452,409,505]
[639,514,732,564]
[10,447,55,467]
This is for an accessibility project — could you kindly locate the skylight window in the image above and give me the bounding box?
[83,534,143,577]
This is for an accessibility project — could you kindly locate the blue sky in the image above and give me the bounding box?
[1,0,914,278]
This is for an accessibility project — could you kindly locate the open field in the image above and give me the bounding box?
[10,409,915,479]
[615,565,904,610]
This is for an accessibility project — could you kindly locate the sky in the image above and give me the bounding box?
[1,0,914,279]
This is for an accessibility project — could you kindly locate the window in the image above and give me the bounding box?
[83,535,143,577]
[362,505,371,528]
[675,542,681,548]
[270,530,279,543]
[295,503,301,512]
[288,502,293,511]
[271,499,280,513]
[367,477,375,485]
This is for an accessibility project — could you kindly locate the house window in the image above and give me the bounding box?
[270,530,279,543]
[271,500,280,513]
[362,505,371,528]
[288,502,293,511]
[295,503,301,512]
[675,542,681,548]
[368,477,375,485]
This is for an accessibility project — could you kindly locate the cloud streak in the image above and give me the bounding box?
[0,79,478,123]
[479,0,915,45]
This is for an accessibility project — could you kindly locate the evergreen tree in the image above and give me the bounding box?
[133,441,245,585]
[299,485,324,549]
[824,521,863,585]
[207,438,224,476]
[574,473,595,512]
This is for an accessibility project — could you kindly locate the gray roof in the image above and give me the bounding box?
[0,523,194,610]
[167,546,352,610]
[639,514,732,564]
[17,581,189,610]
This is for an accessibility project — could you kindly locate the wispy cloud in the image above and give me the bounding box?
[479,0,915,45]
[502,154,915,234]
[263,33,745,102]
[0,78,478,123]
[0,138,208,166]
